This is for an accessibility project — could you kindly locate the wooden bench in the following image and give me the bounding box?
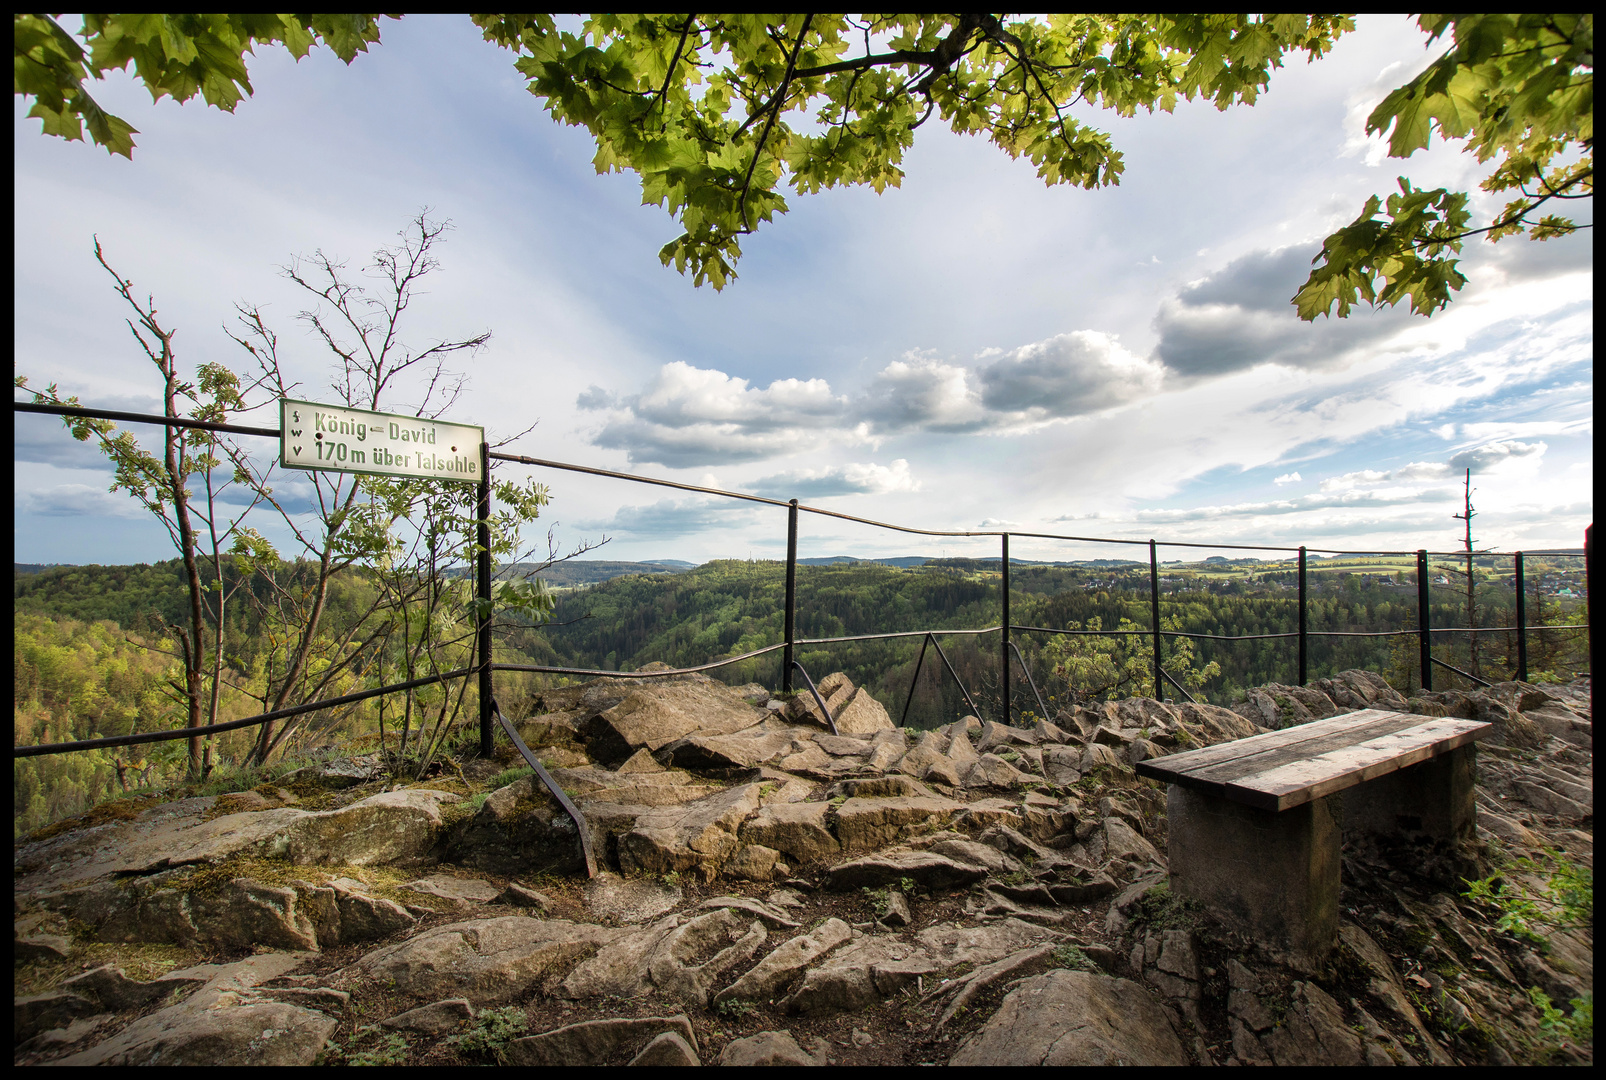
[1135,708,1491,970]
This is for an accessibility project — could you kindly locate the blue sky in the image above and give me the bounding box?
[13,15,1594,567]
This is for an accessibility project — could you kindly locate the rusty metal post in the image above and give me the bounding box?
[1514,552,1528,683]
[1417,549,1433,693]
[1298,545,1308,686]
[782,499,798,692]
[1001,532,1011,725]
[1150,540,1163,699]
[477,441,493,756]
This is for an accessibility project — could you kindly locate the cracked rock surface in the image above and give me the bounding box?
[14,670,1592,1066]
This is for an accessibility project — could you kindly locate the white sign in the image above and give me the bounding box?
[279,398,484,483]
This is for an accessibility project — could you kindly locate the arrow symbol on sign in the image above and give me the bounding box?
[290,429,301,437]
[293,446,302,455]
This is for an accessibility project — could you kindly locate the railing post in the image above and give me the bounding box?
[1001,532,1011,725]
[1514,551,1528,683]
[477,440,494,756]
[1150,539,1163,699]
[1417,549,1432,693]
[1297,545,1308,686]
[782,498,798,692]
[1586,525,1594,730]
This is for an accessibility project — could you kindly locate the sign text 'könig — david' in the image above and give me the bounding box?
[279,398,484,483]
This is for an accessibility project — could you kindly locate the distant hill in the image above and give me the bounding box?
[14,564,75,575]
[511,560,697,588]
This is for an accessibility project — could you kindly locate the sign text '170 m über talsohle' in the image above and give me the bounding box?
[278,398,485,483]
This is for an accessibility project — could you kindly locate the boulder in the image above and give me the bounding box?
[84,876,328,952]
[788,671,855,726]
[332,885,416,943]
[781,936,938,1014]
[826,849,988,892]
[506,1015,699,1066]
[719,1030,819,1066]
[925,837,1022,876]
[584,681,767,763]
[619,784,765,882]
[560,910,765,1006]
[832,795,962,852]
[698,895,800,929]
[725,843,784,881]
[964,753,1034,789]
[1081,743,1125,771]
[1103,818,1163,868]
[446,776,585,877]
[286,788,457,866]
[977,721,1037,752]
[351,916,622,1004]
[1262,981,1364,1067]
[660,729,797,771]
[55,955,330,1067]
[950,969,1187,1066]
[584,872,682,924]
[496,882,552,911]
[402,873,501,906]
[740,801,839,864]
[381,998,474,1034]
[715,918,853,1004]
[629,1030,701,1066]
[895,730,950,777]
[1176,702,1259,743]
[59,964,203,1013]
[833,688,895,735]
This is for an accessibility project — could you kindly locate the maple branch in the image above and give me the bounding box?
[736,13,813,233]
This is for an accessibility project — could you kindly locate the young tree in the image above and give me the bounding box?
[19,213,590,780]
[20,14,1588,310]
[17,241,276,776]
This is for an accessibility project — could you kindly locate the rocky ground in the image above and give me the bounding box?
[14,669,1593,1066]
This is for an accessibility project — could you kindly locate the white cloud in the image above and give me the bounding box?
[20,484,149,519]
[1320,468,1390,491]
[975,331,1163,422]
[584,361,853,467]
[1134,486,1456,523]
[586,497,764,538]
[1273,472,1302,485]
[860,354,986,433]
[1448,439,1547,473]
[751,459,919,499]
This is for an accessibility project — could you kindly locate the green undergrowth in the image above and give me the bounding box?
[446,1006,530,1063]
[25,794,160,842]
[321,1029,413,1066]
[1124,880,1206,934]
[1051,943,1099,972]
[1462,846,1593,948]
[486,766,535,790]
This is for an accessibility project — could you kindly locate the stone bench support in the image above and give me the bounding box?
[1167,786,1339,971]
[1341,743,1477,846]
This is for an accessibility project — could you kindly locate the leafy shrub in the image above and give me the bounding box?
[448,1006,530,1062]
[1463,847,1592,946]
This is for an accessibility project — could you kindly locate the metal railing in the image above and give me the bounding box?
[13,399,1595,766]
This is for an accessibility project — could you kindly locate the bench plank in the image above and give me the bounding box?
[1136,710,1491,811]
[1223,718,1490,810]
[1141,709,1401,774]
[1172,713,1436,787]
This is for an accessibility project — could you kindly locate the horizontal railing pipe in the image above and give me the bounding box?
[13,667,475,758]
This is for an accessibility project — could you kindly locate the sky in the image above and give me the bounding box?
[13,15,1594,570]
